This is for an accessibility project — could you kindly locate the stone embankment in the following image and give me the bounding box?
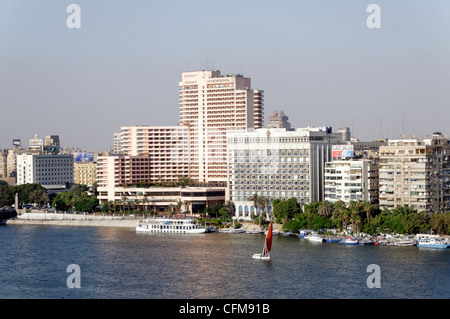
[7,212,137,228]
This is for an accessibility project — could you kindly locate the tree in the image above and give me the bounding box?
[224,200,235,220]
[318,201,333,218]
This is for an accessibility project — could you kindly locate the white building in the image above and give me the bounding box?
[324,159,378,204]
[16,154,74,188]
[227,127,342,220]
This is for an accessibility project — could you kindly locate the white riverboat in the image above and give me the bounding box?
[417,238,448,249]
[136,217,206,234]
[304,233,324,243]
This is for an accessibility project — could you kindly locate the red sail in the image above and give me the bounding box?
[263,221,273,256]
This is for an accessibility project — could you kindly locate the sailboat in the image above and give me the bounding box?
[252,221,273,260]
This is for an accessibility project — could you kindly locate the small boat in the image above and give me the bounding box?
[218,227,245,234]
[246,228,264,234]
[205,226,216,233]
[324,237,341,243]
[266,228,280,236]
[339,237,359,245]
[359,238,375,245]
[417,238,448,249]
[253,221,273,260]
[282,230,295,237]
[305,233,324,243]
[297,230,309,238]
[395,239,417,247]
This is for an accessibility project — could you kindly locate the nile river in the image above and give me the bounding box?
[0,224,448,299]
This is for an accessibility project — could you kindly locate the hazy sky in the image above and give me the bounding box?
[1,0,450,151]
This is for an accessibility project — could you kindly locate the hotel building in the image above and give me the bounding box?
[179,70,262,183]
[378,133,450,212]
[227,126,342,220]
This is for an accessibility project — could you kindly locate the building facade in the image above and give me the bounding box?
[16,154,74,187]
[74,161,97,186]
[378,133,450,212]
[324,159,378,204]
[97,185,225,214]
[179,70,262,183]
[227,127,342,220]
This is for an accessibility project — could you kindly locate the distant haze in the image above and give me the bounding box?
[1,0,449,151]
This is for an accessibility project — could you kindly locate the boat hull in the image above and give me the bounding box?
[136,226,206,234]
[339,240,359,245]
[417,244,448,249]
[252,254,270,260]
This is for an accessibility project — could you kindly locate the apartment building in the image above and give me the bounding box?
[378,133,450,212]
[324,159,378,204]
[227,126,342,220]
[179,70,262,183]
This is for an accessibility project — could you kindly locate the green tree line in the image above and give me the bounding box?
[273,198,450,235]
[0,183,49,207]
[52,184,98,212]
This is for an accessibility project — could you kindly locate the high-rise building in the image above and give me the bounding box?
[179,70,262,183]
[113,132,122,154]
[378,133,450,212]
[227,126,342,220]
[253,89,264,129]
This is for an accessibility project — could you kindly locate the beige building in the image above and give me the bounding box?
[378,133,450,212]
[74,161,97,186]
[98,185,225,214]
[118,125,189,182]
[179,70,263,183]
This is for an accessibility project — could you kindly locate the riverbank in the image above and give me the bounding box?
[7,212,137,228]
[6,212,272,231]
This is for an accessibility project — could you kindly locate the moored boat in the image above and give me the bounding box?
[297,230,309,238]
[359,238,376,245]
[305,233,324,243]
[219,227,245,234]
[324,237,341,243]
[395,239,417,247]
[136,217,206,234]
[339,237,359,245]
[417,238,448,249]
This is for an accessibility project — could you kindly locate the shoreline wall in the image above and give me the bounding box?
[6,212,138,228]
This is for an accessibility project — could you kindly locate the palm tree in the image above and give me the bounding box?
[224,200,235,220]
[363,202,374,224]
[318,201,333,218]
[251,193,260,218]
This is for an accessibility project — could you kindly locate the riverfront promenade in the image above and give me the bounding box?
[6,211,270,232]
[7,211,137,228]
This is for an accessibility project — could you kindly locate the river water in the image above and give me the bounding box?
[0,224,448,299]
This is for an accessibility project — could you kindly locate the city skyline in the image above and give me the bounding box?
[1,1,450,151]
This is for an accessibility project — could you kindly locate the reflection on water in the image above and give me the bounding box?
[0,225,449,299]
